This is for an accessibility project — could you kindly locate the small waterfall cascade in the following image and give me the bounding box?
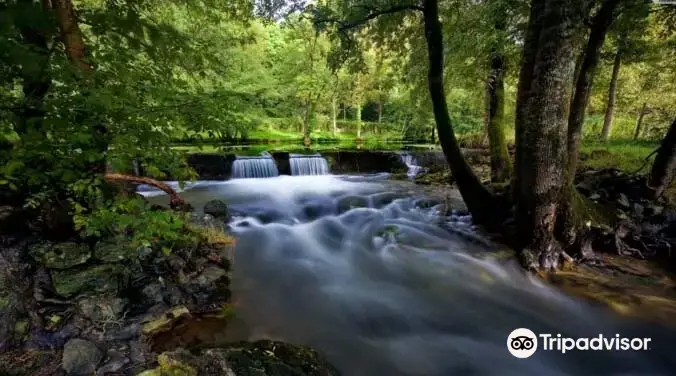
[289,154,330,176]
[231,155,279,179]
[400,153,425,179]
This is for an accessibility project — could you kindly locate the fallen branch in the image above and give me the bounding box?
[103,173,191,211]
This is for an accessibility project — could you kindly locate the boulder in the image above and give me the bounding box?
[29,242,91,269]
[52,264,122,297]
[336,196,370,214]
[93,239,137,263]
[187,266,230,307]
[204,200,230,220]
[62,338,103,376]
[77,295,127,322]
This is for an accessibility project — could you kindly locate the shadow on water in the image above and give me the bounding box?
[142,175,676,376]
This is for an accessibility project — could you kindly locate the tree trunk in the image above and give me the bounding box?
[601,45,621,141]
[431,125,436,144]
[633,102,648,140]
[377,101,383,123]
[646,118,676,199]
[331,96,337,136]
[52,0,92,72]
[303,95,311,145]
[422,0,500,226]
[486,49,512,183]
[566,0,620,182]
[343,104,346,121]
[52,0,108,176]
[356,103,362,138]
[16,0,52,137]
[514,0,586,270]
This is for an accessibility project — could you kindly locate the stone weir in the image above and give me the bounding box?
[126,149,491,180]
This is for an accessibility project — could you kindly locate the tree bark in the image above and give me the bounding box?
[356,103,362,138]
[104,173,189,211]
[646,118,676,199]
[15,0,52,136]
[486,49,512,183]
[303,94,311,145]
[514,0,586,269]
[566,0,620,182]
[601,45,621,141]
[331,96,337,136]
[51,0,92,72]
[633,102,648,140]
[422,0,500,225]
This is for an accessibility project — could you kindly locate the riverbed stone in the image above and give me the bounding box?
[188,266,230,307]
[93,239,137,263]
[78,295,127,322]
[204,200,230,220]
[62,338,103,375]
[52,264,122,297]
[29,242,91,269]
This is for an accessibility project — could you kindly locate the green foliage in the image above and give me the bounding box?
[74,197,198,251]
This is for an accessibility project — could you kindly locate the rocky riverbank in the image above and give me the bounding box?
[0,202,338,376]
[395,156,676,326]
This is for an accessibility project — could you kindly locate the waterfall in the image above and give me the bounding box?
[289,154,330,176]
[400,153,425,178]
[231,157,279,179]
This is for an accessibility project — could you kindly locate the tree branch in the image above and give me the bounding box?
[103,173,191,211]
[315,4,423,32]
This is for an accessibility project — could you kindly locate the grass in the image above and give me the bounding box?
[580,139,659,173]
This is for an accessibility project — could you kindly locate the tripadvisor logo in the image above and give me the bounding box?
[507,328,652,359]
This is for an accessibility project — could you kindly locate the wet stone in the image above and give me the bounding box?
[52,264,122,297]
[336,195,369,214]
[62,338,103,376]
[204,200,230,220]
[29,242,91,269]
[93,239,137,263]
[78,295,127,322]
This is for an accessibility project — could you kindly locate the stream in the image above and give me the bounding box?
[142,174,676,376]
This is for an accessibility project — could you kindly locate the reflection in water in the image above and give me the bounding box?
[142,175,676,376]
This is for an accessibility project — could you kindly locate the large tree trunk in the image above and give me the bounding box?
[486,49,512,183]
[422,0,500,225]
[566,0,620,182]
[52,0,109,176]
[646,118,676,199]
[633,102,648,140]
[601,45,621,141]
[514,0,586,270]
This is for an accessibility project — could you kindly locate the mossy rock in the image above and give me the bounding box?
[140,341,340,376]
[51,264,123,297]
[142,306,191,336]
[28,242,91,269]
[93,239,137,263]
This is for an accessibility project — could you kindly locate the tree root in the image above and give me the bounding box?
[103,173,191,211]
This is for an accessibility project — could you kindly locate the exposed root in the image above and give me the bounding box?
[103,173,191,211]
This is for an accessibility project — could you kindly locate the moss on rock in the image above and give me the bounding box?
[51,264,122,297]
[93,238,138,263]
[28,242,91,269]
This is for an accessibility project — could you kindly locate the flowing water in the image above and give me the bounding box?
[142,175,676,376]
[289,154,330,176]
[399,153,426,179]
[231,156,279,178]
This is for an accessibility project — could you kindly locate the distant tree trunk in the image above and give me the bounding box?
[343,104,347,120]
[356,104,362,138]
[431,125,436,144]
[377,101,383,123]
[331,96,337,136]
[646,118,676,199]
[601,45,622,141]
[486,49,511,183]
[303,95,311,145]
[566,0,620,182]
[15,1,52,136]
[422,0,500,225]
[514,0,585,270]
[633,102,648,140]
